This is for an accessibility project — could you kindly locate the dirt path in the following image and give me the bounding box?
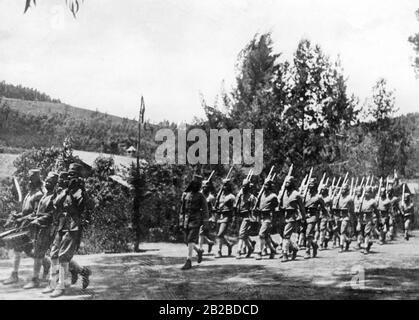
[1,231,418,300]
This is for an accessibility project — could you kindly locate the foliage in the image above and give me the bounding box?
[409,9,419,76]
[0,81,61,103]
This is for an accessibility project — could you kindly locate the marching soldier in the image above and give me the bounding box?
[353,186,364,249]
[333,184,354,252]
[199,179,216,253]
[400,193,414,241]
[302,178,326,259]
[330,186,341,248]
[3,169,46,285]
[49,163,88,297]
[359,186,378,254]
[254,178,278,260]
[387,187,400,241]
[377,187,391,244]
[278,176,305,262]
[318,185,332,250]
[179,174,209,270]
[23,172,59,289]
[235,179,257,259]
[43,171,91,294]
[214,179,235,258]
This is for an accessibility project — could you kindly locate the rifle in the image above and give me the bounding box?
[331,176,342,201]
[359,176,365,189]
[234,169,254,210]
[402,183,406,203]
[329,177,336,196]
[334,172,349,207]
[13,177,23,203]
[214,167,234,210]
[207,170,215,182]
[350,177,354,197]
[278,164,294,205]
[302,167,314,202]
[376,177,383,202]
[252,166,275,211]
[317,172,327,194]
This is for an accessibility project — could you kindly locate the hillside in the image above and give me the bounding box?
[3,97,133,125]
[0,96,164,160]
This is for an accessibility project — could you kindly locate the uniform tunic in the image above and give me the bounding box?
[279,190,305,239]
[10,189,43,252]
[180,191,209,244]
[304,193,326,238]
[33,191,56,258]
[332,194,354,235]
[360,197,377,236]
[216,192,235,237]
[237,193,257,239]
[257,192,278,239]
[51,186,87,263]
[377,196,391,231]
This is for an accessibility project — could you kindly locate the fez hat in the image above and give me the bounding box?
[365,186,372,194]
[242,179,251,187]
[285,176,295,184]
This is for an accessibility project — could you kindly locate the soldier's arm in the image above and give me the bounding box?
[296,193,306,219]
[201,194,209,222]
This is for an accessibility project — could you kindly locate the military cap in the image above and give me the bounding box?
[405,193,411,198]
[242,179,251,187]
[46,171,59,182]
[202,179,213,187]
[28,169,41,181]
[341,183,350,191]
[58,171,69,179]
[68,163,83,176]
[192,174,204,182]
[365,186,373,194]
[222,178,232,185]
[285,176,295,183]
[308,178,317,187]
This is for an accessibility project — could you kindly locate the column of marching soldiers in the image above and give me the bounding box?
[178,165,415,270]
[0,163,91,298]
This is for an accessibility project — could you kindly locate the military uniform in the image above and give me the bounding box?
[279,179,305,262]
[400,194,414,240]
[377,193,391,244]
[303,190,325,258]
[318,192,332,249]
[359,191,377,254]
[214,185,235,257]
[237,192,257,241]
[353,191,364,248]
[3,169,44,286]
[332,191,354,252]
[180,191,209,244]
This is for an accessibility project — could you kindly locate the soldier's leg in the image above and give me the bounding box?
[3,249,22,285]
[363,221,373,254]
[404,217,411,240]
[216,222,231,257]
[339,219,349,252]
[282,222,297,262]
[305,221,317,258]
[43,231,61,294]
[319,218,327,249]
[51,231,80,298]
[388,215,395,240]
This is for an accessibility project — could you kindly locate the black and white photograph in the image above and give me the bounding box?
[0,0,419,304]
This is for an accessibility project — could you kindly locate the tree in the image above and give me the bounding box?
[361,78,412,177]
[409,9,419,76]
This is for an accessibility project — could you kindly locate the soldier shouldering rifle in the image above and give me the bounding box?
[1,164,92,298]
[178,167,414,270]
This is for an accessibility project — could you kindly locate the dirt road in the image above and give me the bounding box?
[1,231,418,300]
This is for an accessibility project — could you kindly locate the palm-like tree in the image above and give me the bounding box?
[24,0,83,18]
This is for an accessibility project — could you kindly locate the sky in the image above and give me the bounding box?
[0,0,418,123]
